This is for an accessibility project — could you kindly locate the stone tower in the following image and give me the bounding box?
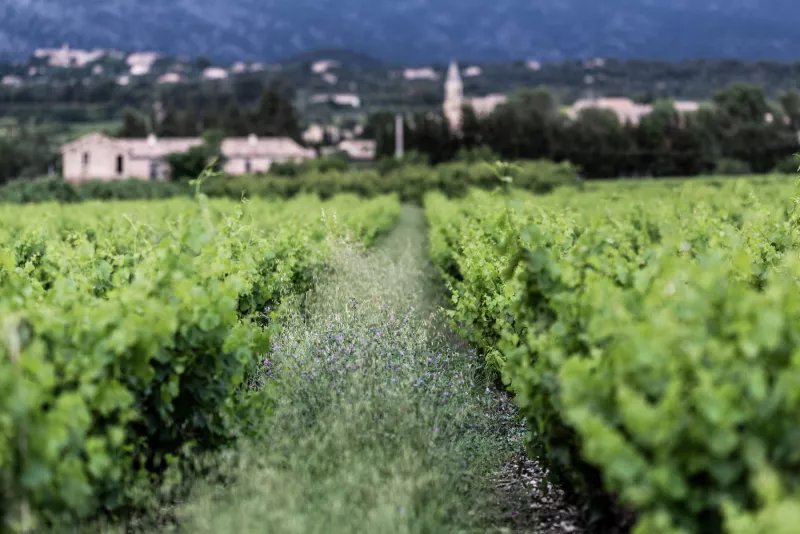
[443,60,463,133]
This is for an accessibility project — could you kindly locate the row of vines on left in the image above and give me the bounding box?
[0,191,401,531]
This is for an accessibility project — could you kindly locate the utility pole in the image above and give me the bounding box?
[395,113,404,160]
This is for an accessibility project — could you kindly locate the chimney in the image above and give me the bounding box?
[394,114,404,160]
[147,134,157,146]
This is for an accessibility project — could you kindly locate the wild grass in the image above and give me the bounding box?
[56,206,527,534]
[169,206,523,533]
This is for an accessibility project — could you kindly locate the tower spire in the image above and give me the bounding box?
[447,59,461,83]
[444,59,464,134]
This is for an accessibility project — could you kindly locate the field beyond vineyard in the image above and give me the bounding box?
[3,175,800,534]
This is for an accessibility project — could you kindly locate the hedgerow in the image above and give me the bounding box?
[0,159,576,205]
[0,190,400,530]
[425,175,800,533]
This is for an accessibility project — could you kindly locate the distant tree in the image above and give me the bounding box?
[710,84,796,172]
[0,125,59,184]
[404,112,455,164]
[201,128,226,168]
[669,113,717,176]
[251,82,301,139]
[157,107,186,137]
[779,90,800,131]
[316,129,334,147]
[460,106,484,149]
[222,102,250,136]
[712,84,771,124]
[232,75,266,105]
[164,128,226,181]
[634,102,684,176]
[118,108,149,137]
[193,57,212,71]
[565,108,634,178]
[363,111,399,159]
[483,87,563,161]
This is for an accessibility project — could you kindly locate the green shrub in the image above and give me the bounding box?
[773,154,800,174]
[0,193,401,528]
[76,179,190,200]
[270,153,348,176]
[715,158,752,176]
[426,179,800,534]
[0,159,577,206]
[0,178,190,204]
[206,159,577,204]
[0,177,80,203]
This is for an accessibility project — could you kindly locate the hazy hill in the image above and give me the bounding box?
[1,0,799,63]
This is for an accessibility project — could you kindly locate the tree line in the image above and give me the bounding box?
[1,81,799,186]
[118,81,302,140]
[366,84,800,178]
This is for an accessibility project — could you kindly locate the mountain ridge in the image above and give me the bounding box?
[2,0,799,64]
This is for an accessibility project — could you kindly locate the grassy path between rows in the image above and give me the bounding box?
[163,206,579,533]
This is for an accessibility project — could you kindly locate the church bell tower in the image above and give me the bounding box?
[443,60,464,133]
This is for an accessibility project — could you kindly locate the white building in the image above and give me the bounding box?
[312,60,340,74]
[526,60,542,71]
[126,52,159,75]
[61,133,316,182]
[202,67,229,80]
[310,93,361,108]
[127,52,159,68]
[463,66,482,77]
[157,72,183,84]
[404,67,440,81]
[34,44,107,67]
[336,139,376,161]
[1,75,23,87]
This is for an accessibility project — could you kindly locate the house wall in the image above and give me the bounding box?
[63,136,317,182]
[224,156,273,175]
[63,144,126,182]
[127,158,168,180]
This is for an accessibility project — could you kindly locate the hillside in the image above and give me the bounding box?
[1,0,799,63]
[3,46,800,129]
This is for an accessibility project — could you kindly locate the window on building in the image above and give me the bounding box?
[82,152,90,166]
[116,155,124,176]
[245,158,252,173]
[149,160,158,180]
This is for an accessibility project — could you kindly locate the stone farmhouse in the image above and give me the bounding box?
[61,133,315,182]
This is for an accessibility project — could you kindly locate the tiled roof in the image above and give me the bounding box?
[125,138,202,158]
[222,136,316,158]
[61,133,315,159]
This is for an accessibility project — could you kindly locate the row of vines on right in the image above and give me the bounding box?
[425,174,800,534]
